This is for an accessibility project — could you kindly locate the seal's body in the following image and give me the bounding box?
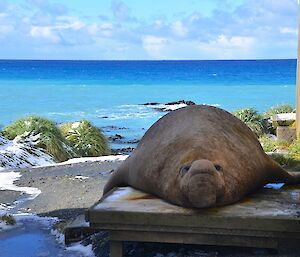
[104,105,300,208]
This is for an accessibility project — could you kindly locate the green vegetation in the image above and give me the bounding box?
[1,214,16,225]
[233,108,265,136]
[60,120,110,157]
[263,104,295,119]
[232,105,300,170]
[288,137,300,160]
[1,116,111,162]
[2,116,74,162]
[259,135,290,153]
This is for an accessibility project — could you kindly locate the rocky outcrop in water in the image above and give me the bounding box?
[143,100,196,112]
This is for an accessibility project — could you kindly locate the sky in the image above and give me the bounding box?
[0,0,298,60]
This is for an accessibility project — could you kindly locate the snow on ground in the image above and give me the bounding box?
[0,135,55,170]
[39,154,129,168]
[51,227,95,257]
[0,171,41,199]
[0,169,95,256]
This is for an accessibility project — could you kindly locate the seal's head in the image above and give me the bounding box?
[178,159,225,208]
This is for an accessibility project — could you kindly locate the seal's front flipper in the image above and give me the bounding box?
[103,166,128,196]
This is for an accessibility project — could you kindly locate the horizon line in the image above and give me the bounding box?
[0,58,297,62]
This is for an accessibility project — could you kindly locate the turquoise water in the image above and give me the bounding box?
[0,60,296,146]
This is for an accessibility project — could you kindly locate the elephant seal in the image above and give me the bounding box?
[103,105,300,208]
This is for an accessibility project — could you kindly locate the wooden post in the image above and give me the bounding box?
[110,240,123,257]
[296,2,300,137]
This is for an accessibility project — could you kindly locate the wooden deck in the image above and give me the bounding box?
[86,185,300,256]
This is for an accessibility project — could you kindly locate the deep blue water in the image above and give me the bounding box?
[0,60,296,148]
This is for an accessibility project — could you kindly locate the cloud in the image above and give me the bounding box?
[280,27,298,35]
[171,21,188,37]
[30,26,60,43]
[0,0,298,59]
[87,22,114,37]
[142,35,168,58]
[197,35,257,59]
[111,0,136,22]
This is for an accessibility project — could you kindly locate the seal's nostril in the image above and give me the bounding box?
[179,165,190,176]
[214,164,222,172]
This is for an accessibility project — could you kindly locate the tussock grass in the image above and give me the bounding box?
[263,104,295,119]
[233,108,265,136]
[1,214,16,225]
[259,135,290,153]
[60,120,110,157]
[2,116,74,162]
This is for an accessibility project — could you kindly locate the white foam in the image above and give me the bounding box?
[157,103,187,111]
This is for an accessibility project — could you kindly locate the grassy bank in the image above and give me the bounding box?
[1,116,110,163]
[233,104,300,170]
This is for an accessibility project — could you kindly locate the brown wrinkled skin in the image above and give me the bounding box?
[104,105,300,208]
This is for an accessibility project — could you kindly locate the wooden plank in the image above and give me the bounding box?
[88,210,300,233]
[110,230,278,249]
[89,223,300,240]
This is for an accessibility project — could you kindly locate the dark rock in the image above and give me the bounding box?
[101,126,129,131]
[108,134,123,141]
[111,147,135,155]
[123,139,139,144]
[166,100,196,106]
[101,116,109,119]
[142,102,160,106]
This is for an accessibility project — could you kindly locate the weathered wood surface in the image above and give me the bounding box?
[64,214,99,245]
[86,185,300,253]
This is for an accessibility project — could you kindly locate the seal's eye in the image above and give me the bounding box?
[214,164,222,172]
[179,165,190,176]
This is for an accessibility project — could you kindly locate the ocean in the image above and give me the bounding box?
[0,59,296,150]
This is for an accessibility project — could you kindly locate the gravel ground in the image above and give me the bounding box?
[1,160,122,219]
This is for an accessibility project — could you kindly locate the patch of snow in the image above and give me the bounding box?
[66,243,95,257]
[0,135,55,170]
[39,155,129,167]
[52,228,95,257]
[0,171,41,199]
[73,176,89,180]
